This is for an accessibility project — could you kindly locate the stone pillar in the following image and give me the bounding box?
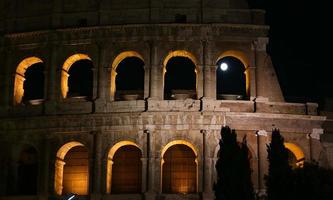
[149,42,163,100]
[202,130,214,199]
[38,138,50,200]
[145,129,156,200]
[2,49,12,109]
[94,47,109,112]
[150,65,162,99]
[141,158,148,193]
[256,130,269,196]
[45,44,58,114]
[203,65,216,99]
[248,66,257,98]
[91,131,102,199]
[254,37,284,102]
[144,66,150,99]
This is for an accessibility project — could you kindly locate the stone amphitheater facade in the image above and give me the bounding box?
[0,1,332,200]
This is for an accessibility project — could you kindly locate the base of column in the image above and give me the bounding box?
[44,100,57,114]
[90,193,102,200]
[144,192,156,200]
[94,99,108,113]
[202,191,215,200]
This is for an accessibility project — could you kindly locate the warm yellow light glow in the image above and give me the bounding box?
[110,51,144,100]
[284,142,305,167]
[54,141,85,195]
[14,57,43,105]
[160,140,198,193]
[217,50,250,96]
[161,140,198,158]
[106,141,141,193]
[61,54,91,98]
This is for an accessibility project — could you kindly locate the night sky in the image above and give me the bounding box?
[249,0,331,109]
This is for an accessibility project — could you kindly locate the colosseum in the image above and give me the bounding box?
[0,0,333,200]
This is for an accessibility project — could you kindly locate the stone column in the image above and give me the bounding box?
[149,42,163,100]
[45,44,58,114]
[144,66,150,99]
[248,66,257,98]
[91,131,102,199]
[150,65,163,100]
[145,129,156,200]
[38,138,50,200]
[202,130,214,199]
[141,158,148,193]
[256,130,269,196]
[254,37,284,102]
[2,49,13,109]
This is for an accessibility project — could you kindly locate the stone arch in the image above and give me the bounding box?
[216,50,250,96]
[13,144,39,195]
[110,51,145,100]
[14,57,44,105]
[106,141,142,194]
[61,54,92,98]
[162,50,200,99]
[284,142,305,167]
[161,140,198,193]
[54,141,89,195]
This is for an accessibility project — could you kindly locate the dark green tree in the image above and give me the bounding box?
[240,137,255,200]
[292,161,333,200]
[214,126,254,200]
[265,128,293,200]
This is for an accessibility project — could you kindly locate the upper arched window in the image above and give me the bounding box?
[61,54,93,99]
[163,51,199,100]
[216,56,247,100]
[110,51,145,101]
[115,57,144,101]
[14,57,45,105]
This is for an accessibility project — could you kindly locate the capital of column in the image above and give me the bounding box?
[252,37,269,52]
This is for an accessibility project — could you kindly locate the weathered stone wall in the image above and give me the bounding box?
[0,0,264,33]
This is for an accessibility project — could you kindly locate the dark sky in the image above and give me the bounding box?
[249,0,331,108]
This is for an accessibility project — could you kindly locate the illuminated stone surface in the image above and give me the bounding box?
[0,1,332,200]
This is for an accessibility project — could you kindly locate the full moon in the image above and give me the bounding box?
[220,62,228,71]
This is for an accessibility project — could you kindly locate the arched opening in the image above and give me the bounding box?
[54,142,89,196]
[115,57,144,101]
[61,54,93,99]
[14,57,44,105]
[111,145,142,193]
[162,144,197,194]
[163,51,198,100]
[106,141,142,194]
[216,56,247,100]
[284,143,305,168]
[17,145,38,195]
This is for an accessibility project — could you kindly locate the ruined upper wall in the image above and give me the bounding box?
[0,0,264,33]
